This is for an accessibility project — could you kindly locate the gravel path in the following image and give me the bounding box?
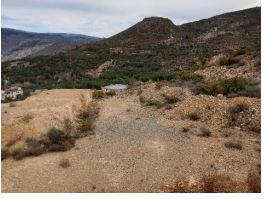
[2,97,185,192]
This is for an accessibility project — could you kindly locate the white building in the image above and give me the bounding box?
[1,87,23,100]
[101,84,128,92]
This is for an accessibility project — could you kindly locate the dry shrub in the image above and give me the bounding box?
[21,113,33,123]
[9,128,75,160]
[1,148,9,160]
[92,90,105,99]
[106,90,116,96]
[224,140,243,150]
[199,127,212,137]
[182,127,189,132]
[9,102,16,107]
[163,173,253,193]
[59,158,71,168]
[137,89,143,95]
[139,96,163,108]
[187,112,200,121]
[247,172,261,192]
[248,117,261,133]
[163,94,179,104]
[228,103,249,127]
[6,139,17,148]
[155,82,162,90]
[76,102,99,135]
[201,174,243,193]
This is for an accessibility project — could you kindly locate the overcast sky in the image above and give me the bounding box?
[1,0,261,37]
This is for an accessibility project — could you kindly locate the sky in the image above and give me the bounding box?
[1,0,261,38]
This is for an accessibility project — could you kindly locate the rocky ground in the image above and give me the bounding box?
[1,85,261,192]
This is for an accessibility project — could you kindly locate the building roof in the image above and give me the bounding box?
[102,84,128,90]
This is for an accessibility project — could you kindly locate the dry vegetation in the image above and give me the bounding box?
[163,172,260,193]
[1,94,99,161]
[59,158,71,168]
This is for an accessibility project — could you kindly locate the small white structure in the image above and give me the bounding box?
[101,84,128,92]
[1,87,23,100]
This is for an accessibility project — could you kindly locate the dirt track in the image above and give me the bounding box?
[1,89,260,192]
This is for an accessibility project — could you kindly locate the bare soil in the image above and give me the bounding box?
[1,89,260,192]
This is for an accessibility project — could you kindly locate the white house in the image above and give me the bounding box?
[1,87,23,100]
[101,84,128,92]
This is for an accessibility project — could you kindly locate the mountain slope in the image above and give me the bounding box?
[2,7,260,90]
[1,28,103,61]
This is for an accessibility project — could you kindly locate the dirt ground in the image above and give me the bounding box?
[1,89,261,192]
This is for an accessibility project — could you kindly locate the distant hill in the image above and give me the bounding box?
[1,28,103,61]
[2,7,260,90]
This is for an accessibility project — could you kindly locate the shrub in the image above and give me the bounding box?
[22,113,33,123]
[76,102,99,134]
[229,103,249,114]
[164,94,179,104]
[9,102,16,107]
[106,90,116,96]
[187,112,200,121]
[202,174,237,193]
[163,173,248,193]
[199,127,212,137]
[248,117,261,133]
[247,172,261,192]
[92,90,105,99]
[182,127,189,132]
[177,71,203,82]
[219,56,239,66]
[145,100,163,108]
[228,103,249,126]
[1,148,9,160]
[233,48,246,56]
[224,140,242,150]
[199,77,258,97]
[155,82,162,90]
[6,139,17,147]
[59,158,71,168]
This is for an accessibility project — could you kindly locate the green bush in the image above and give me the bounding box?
[164,94,179,104]
[177,71,203,82]
[199,77,259,97]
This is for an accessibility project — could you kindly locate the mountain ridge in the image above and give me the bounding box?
[1,28,103,61]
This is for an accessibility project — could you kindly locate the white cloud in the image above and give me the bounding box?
[1,0,261,37]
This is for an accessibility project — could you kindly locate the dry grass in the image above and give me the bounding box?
[59,158,71,168]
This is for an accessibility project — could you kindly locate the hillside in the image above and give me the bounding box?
[2,7,260,94]
[1,7,261,193]
[1,28,103,61]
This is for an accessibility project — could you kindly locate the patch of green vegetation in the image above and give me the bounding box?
[198,77,260,97]
[163,94,179,104]
[233,47,247,56]
[177,71,203,82]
